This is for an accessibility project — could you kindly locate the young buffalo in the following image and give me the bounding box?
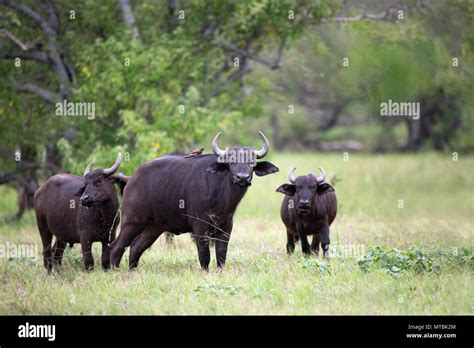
[34,153,128,272]
[276,167,337,256]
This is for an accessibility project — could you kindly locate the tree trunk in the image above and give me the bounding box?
[168,0,180,31]
[270,113,284,150]
[13,146,39,220]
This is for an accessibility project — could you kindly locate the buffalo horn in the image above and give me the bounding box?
[211,132,227,157]
[83,162,94,177]
[253,131,269,159]
[316,167,326,184]
[103,152,122,176]
[288,166,297,184]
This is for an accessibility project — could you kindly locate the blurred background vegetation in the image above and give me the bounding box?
[0,0,473,219]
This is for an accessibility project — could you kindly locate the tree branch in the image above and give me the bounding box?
[0,148,61,171]
[0,0,53,34]
[168,0,180,31]
[1,29,42,51]
[325,0,430,24]
[10,78,59,104]
[39,0,59,32]
[208,63,252,99]
[0,29,47,63]
[330,7,399,23]
[17,160,61,171]
[0,172,18,185]
[218,35,286,70]
[0,50,48,64]
[0,172,37,192]
[208,33,283,100]
[118,0,140,41]
[317,98,354,131]
[1,0,73,97]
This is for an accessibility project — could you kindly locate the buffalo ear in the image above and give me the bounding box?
[206,162,228,175]
[74,186,85,197]
[111,173,129,196]
[254,161,279,176]
[317,182,335,195]
[276,183,296,196]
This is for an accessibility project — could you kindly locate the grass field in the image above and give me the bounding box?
[0,152,472,314]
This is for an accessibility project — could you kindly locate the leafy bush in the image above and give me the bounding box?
[297,257,332,275]
[357,246,473,277]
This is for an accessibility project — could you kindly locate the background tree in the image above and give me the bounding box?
[249,0,473,152]
[1,0,471,220]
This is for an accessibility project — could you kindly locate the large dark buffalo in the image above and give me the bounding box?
[34,153,127,271]
[110,132,279,270]
[276,167,337,256]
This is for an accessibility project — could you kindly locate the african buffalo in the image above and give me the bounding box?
[34,153,127,271]
[110,132,279,270]
[276,167,337,256]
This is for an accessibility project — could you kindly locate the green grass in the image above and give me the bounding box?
[0,152,473,314]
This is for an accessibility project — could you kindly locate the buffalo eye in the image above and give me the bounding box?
[95,179,103,186]
[295,185,302,190]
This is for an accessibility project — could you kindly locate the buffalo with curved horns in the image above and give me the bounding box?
[276,167,337,256]
[110,131,279,270]
[34,153,128,271]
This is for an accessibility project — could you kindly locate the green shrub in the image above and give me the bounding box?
[297,257,332,275]
[357,246,473,277]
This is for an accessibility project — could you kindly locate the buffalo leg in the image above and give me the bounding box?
[286,229,296,255]
[101,241,111,270]
[129,227,163,269]
[110,221,145,268]
[52,239,67,268]
[196,236,210,271]
[215,221,233,269]
[296,221,311,255]
[38,222,53,273]
[192,221,211,270]
[102,218,119,270]
[80,238,94,271]
[320,219,330,258]
[311,234,320,255]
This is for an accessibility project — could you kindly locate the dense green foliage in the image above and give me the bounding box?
[2,1,472,179]
[251,2,474,152]
[1,0,341,175]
